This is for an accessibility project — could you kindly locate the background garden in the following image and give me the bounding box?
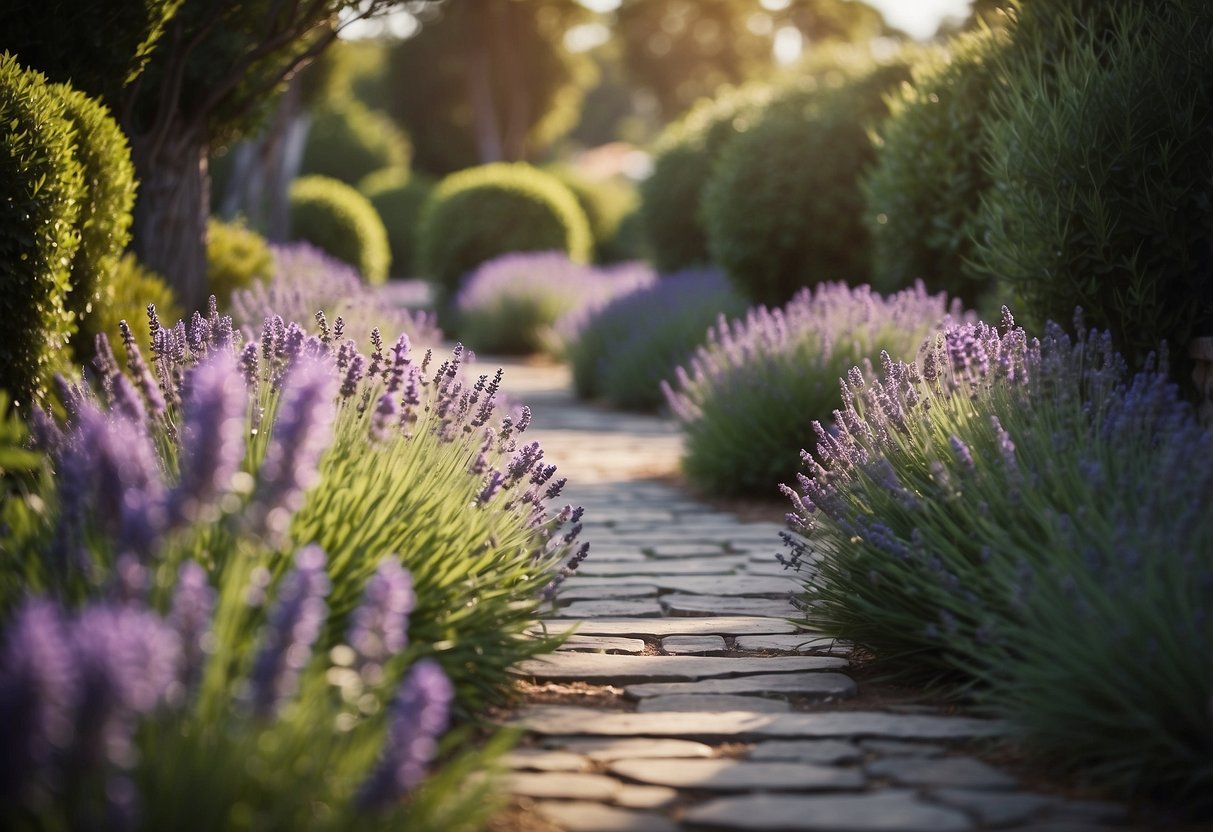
[1,0,1211,827]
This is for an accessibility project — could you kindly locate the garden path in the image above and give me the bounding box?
[486,356,1132,832]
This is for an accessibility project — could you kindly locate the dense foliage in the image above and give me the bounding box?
[546,166,639,265]
[88,253,184,371]
[665,282,955,496]
[783,310,1212,802]
[289,175,391,285]
[300,101,411,187]
[206,218,274,306]
[360,169,435,280]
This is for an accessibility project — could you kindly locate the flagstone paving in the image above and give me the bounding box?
[490,357,1134,831]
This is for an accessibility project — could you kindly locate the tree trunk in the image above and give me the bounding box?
[466,3,504,164]
[129,131,210,315]
[495,2,531,161]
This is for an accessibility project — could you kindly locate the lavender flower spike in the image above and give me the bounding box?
[347,559,414,677]
[356,658,453,810]
[249,545,331,717]
[169,560,216,693]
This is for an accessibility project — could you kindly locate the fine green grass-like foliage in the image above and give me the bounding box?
[206,217,274,306]
[783,311,1213,803]
[863,27,1008,313]
[546,165,640,264]
[417,163,592,314]
[0,53,84,405]
[89,252,183,370]
[702,58,914,307]
[300,100,411,187]
[289,174,391,284]
[50,83,137,366]
[664,282,954,497]
[561,269,748,412]
[359,168,434,279]
[972,0,1213,372]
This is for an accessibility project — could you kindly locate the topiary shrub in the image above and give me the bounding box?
[702,58,915,307]
[547,165,640,264]
[299,100,411,187]
[90,252,183,370]
[0,54,84,405]
[49,83,137,366]
[972,0,1213,374]
[359,167,434,278]
[206,217,274,306]
[863,27,1009,313]
[288,174,390,284]
[417,163,592,314]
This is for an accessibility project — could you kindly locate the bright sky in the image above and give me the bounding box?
[864,0,973,40]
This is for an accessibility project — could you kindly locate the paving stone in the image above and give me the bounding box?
[683,790,974,831]
[650,575,801,596]
[556,635,648,654]
[539,616,799,637]
[551,599,664,618]
[577,547,646,562]
[646,543,731,558]
[661,635,727,655]
[533,800,678,832]
[575,558,749,577]
[613,784,680,809]
[508,706,1009,742]
[661,594,801,617]
[638,694,792,713]
[553,737,716,761]
[608,758,865,792]
[867,756,1017,790]
[928,789,1059,827]
[625,672,854,700]
[747,740,864,764]
[515,654,847,684]
[502,771,621,800]
[735,635,835,653]
[858,739,946,758]
[502,748,589,772]
[555,583,659,601]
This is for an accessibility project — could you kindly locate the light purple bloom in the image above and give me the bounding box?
[348,560,415,674]
[169,561,215,693]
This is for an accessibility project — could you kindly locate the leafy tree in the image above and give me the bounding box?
[385,0,594,176]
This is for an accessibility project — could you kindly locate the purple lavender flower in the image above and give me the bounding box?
[355,658,453,810]
[169,560,216,693]
[170,351,249,527]
[249,545,331,717]
[347,560,415,675]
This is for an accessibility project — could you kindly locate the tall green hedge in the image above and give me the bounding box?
[0,54,84,404]
[289,174,391,284]
[359,167,434,279]
[300,100,411,187]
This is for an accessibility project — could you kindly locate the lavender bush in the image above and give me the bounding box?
[782,310,1213,802]
[452,251,655,355]
[559,269,748,411]
[664,281,957,495]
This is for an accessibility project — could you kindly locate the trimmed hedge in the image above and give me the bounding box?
[547,165,639,264]
[360,168,434,278]
[206,218,274,306]
[300,100,411,187]
[288,174,391,284]
[0,53,84,404]
[91,253,183,370]
[417,162,592,312]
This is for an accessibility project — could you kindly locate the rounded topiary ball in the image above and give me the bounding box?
[417,162,592,310]
[288,174,390,284]
[206,217,274,305]
[300,101,411,187]
[359,167,434,279]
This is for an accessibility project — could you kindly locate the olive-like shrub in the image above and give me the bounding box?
[863,27,1008,312]
[0,53,84,404]
[703,58,915,306]
[417,163,592,313]
[206,217,274,306]
[973,0,1213,372]
[289,174,391,284]
[665,282,955,496]
[783,310,1212,802]
[560,269,747,411]
[360,167,434,279]
[300,100,411,187]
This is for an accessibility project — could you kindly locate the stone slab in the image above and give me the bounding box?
[502,748,589,772]
[515,654,847,685]
[556,635,648,654]
[661,635,727,655]
[509,706,1010,742]
[645,543,731,558]
[683,790,973,831]
[867,756,1017,790]
[747,739,864,765]
[652,575,801,596]
[533,801,678,832]
[929,789,1059,827]
[625,672,855,700]
[661,594,800,617]
[859,739,946,758]
[502,771,620,800]
[538,617,799,637]
[614,784,679,809]
[638,694,792,713]
[609,758,865,792]
[555,584,659,601]
[574,558,749,577]
[553,737,716,761]
[552,599,664,618]
[736,635,834,653]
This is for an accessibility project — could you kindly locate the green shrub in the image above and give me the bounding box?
[91,253,183,370]
[360,168,434,278]
[417,163,592,313]
[703,58,915,307]
[206,217,274,306]
[547,165,640,264]
[972,0,1213,372]
[0,54,84,404]
[300,100,411,187]
[289,174,391,284]
[50,83,137,365]
[863,27,1008,313]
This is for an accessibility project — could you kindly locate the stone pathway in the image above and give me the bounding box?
[489,358,1131,832]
